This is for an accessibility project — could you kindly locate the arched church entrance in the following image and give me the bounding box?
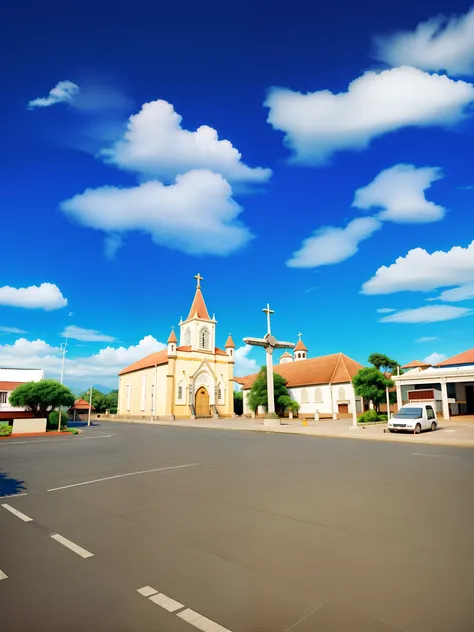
[195,386,210,417]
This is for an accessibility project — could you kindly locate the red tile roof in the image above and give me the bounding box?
[280,351,292,359]
[184,287,211,322]
[401,360,431,369]
[0,381,24,391]
[436,348,474,366]
[119,350,168,375]
[69,398,95,411]
[236,352,363,389]
[294,339,308,352]
[225,334,235,348]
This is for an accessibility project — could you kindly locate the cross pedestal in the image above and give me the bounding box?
[244,304,295,426]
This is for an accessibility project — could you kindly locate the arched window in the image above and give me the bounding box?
[199,327,209,349]
[301,389,309,403]
[184,328,191,346]
[314,387,323,403]
[177,380,185,402]
[217,382,223,403]
[338,386,346,401]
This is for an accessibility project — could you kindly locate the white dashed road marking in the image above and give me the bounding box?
[0,569,7,580]
[1,503,33,522]
[0,493,27,499]
[410,452,459,459]
[50,533,94,559]
[137,585,232,631]
[178,608,231,632]
[47,462,199,492]
[149,592,184,612]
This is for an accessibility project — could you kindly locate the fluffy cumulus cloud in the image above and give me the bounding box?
[0,335,165,388]
[101,100,271,184]
[362,240,474,296]
[0,283,67,310]
[265,67,474,165]
[373,7,474,76]
[379,305,471,323]
[433,283,474,302]
[28,80,80,109]
[234,345,259,377]
[423,352,446,365]
[61,170,252,256]
[62,325,117,343]
[287,217,382,268]
[353,164,445,223]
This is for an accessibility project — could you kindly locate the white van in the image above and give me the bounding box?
[388,403,438,434]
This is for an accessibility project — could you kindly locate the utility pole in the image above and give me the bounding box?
[88,385,92,426]
[58,327,69,432]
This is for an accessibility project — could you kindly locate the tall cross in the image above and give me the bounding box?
[263,303,274,334]
[298,332,303,340]
[194,273,203,288]
[244,305,295,418]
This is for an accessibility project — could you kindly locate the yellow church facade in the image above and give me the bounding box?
[117,275,235,420]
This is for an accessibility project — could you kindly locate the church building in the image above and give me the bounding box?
[236,335,365,418]
[117,275,235,419]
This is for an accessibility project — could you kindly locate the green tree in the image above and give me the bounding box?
[10,380,75,418]
[247,367,299,417]
[105,389,118,413]
[80,387,108,413]
[233,390,243,415]
[352,368,394,414]
[368,353,401,375]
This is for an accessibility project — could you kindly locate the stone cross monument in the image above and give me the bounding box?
[243,303,295,426]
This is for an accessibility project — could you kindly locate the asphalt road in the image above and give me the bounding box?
[0,422,473,632]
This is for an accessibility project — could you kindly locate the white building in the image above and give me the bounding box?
[0,367,44,422]
[393,348,474,420]
[236,336,364,418]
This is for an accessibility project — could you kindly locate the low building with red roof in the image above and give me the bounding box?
[117,274,235,420]
[0,367,44,422]
[393,347,474,419]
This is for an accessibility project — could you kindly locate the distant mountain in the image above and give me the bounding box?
[67,383,117,397]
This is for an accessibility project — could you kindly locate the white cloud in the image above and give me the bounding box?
[234,345,259,377]
[101,100,271,184]
[0,335,165,388]
[0,283,67,310]
[265,66,474,165]
[353,164,445,223]
[104,234,123,259]
[433,282,474,302]
[377,308,396,313]
[28,80,79,109]
[379,305,472,323]
[373,7,474,76]
[62,325,117,343]
[0,326,27,334]
[61,170,252,256]
[423,352,446,364]
[415,336,438,343]
[287,217,382,268]
[362,240,474,295]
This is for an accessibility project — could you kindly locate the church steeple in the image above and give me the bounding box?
[180,274,216,350]
[294,332,308,361]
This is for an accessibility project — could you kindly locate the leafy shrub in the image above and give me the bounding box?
[67,428,79,435]
[0,425,13,436]
[378,414,388,421]
[358,409,380,423]
[48,411,67,430]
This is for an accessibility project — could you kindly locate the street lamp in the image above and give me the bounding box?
[58,327,69,432]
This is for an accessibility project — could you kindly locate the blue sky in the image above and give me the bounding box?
[1,0,474,388]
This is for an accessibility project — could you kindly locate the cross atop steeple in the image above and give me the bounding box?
[298,332,303,340]
[194,273,203,288]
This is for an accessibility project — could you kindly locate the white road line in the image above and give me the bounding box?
[149,592,184,612]
[410,452,459,459]
[47,462,199,492]
[178,608,231,632]
[0,569,7,580]
[1,503,33,522]
[0,493,27,499]
[50,534,94,558]
[0,434,113,446]
[137,586,158,597]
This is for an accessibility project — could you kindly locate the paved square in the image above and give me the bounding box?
[0,422,473,631]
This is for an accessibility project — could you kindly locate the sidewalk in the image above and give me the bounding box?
[102,416,474,448]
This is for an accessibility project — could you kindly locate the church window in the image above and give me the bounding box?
[126,383,131,411]
[140,375,147,411]
[177,381,185,402]
[338,386,346,401]
[218,382,224,403]
[301,389,309,404]
[314,387,323,403]
[199,327,209,349]
[184,328,191,346]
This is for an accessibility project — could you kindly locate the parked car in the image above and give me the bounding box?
[388,403,438,434]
